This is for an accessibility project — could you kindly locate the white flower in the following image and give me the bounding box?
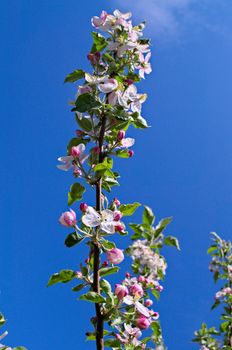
[135,52,152,79]
[120,138,135,148]
[130,240,167,277]
[82,206,124,234]
[119,85,147,113]
[98,78,118,93]
[123,295,150,317]
[113,9,132,20]
[85,73,107,85]
[57,144,88,171]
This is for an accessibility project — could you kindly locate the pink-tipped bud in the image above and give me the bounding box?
[102,261,109,267]
[80,203,88,212]
[71,146,81,158]
[144,299,153,307]
[125,79,134,85]
[125,272,131,278]
[92,146,100,154]
[76,271,83,278]
[76,129,84,137]
[59,209,77,227]
[107,248,124,264]
[128,150,134,157]
[85,258,90,264]
[115,284,129,299]
[115,223,124,232]
[136,316,151,330]
[87,52,101,65]
[113,211,122,221]
[138,275,146,283]
[153,312,159,320]
[130,284,144,297]
[114,198,121,206]
[156,285,164,292]
[117,130,125,142]
[73,168,82,177]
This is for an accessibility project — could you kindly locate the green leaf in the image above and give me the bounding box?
[151,289,160,300]
[154,217,173,236]
[68,182,86,206]
[104,338,121,348]
[80,292,105,303]
[101,240,116,251]
[119,202,141,216]
[75,115,93,132]
[91,32,108,52]
[0,313,6,327]
[100,266,119,277]
[207,245,218,254]
[150,321,162,338]
[143,206,155,225]
[47,269,76,287]
[65,232,85,248]
[64,69,85,83]
[163,236,180,250]
[72,283,86,292]
[116,149,130,158]
[13,347,28,350]
[75,93,100,113]
[100,279,112,294]
[133,116,149,129]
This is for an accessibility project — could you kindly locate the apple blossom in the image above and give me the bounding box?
[59,209,77,227]
[80,202,88,212]
[144,299,153,307]
[115,284,129,299]
[136,316,151,330]
[130,284,144,297]
[135,52,152,79]
[107,248,124,264]
[117,130,125,141]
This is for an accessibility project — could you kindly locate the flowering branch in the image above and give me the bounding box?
[48,9,179,350]
[193,233,232,350]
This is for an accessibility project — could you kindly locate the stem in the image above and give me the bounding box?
[93,115,107,350]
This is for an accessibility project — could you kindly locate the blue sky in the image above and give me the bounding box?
[0,0,232,349]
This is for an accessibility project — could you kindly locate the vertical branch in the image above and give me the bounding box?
[93,115,107,350]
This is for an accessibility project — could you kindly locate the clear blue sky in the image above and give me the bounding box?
[1,1,232,349]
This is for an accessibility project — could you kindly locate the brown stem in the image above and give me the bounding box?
[93,115,107,350]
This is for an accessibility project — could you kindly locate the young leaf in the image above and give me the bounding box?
[119,202,141,216]
[75,93,100,113]
[0,313,6,327]
[163,236,180,250]
[80,292,105,303]
[100,266,119,277]
[68,183,86,206]
[65,232,85,248]
[64,69,85,83]
[47,269,76,287]
[143,206,155,225]
[91,32,108,52]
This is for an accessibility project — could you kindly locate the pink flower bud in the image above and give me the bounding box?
[115,284,129,299]
[128,150,134,157]
[85,258,90,264]
[125,272,131,278]
[117,130,125,142]
[156,285,163,292]
[59,209,77,227]
[115,223,124,232]
[92,146,100,154]
[144,299,153,307]
[71,146,81,157]
[80,203,88,212]
[76,129,84,137]
[73,168,82,177]
[125,79,134,85]
[130,284,144,297]
[75,271,83,278]
[138,275,146,283]
[107,248,124,264]
[102,261,108,267]
[114,211,122,221]
[136,316,151,330]
[152,312,159,320]
[114,198,121,206]
[87,52,100,65]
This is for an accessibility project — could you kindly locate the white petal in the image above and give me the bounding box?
[135,301,150,317]
[101,209,114,222]
[123,295,134,305]
[121,138,135,148]
[82,207,101,227]
[100,221,115,234]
